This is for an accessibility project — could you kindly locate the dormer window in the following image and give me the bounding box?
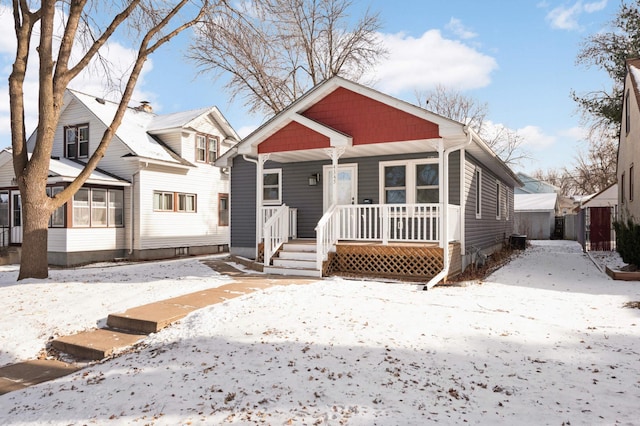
[196,134,219,164]
[65,124,89,159]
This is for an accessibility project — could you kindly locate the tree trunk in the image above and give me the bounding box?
[17,188,51,280]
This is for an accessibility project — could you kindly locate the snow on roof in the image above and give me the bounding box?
[68,90,185,164]
[515,192,557,212]
[146,107,212,132]
[48,156,129,186]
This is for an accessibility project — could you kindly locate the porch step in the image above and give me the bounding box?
[264,265,322,278]
[278,250,316,261]
[281,242,316,252]
[272,258,317,270]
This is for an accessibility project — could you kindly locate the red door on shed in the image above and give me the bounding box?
[589,207,612,251]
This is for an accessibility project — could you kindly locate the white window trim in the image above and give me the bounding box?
[475,167,482,219]
[496,180,502,220]
[379,158,439,204]
[263,168,282,206]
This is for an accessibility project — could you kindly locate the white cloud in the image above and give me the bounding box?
[517,125,557,149]
[237,124,259,138]
[445,18,477,40]
[545,0,608,31]
[371,30,497,95]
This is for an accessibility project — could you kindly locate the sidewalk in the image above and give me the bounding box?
[0,258,317,395]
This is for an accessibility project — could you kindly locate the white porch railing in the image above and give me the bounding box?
[315,203,461,269]
[260,206,297,240]
[263,205,290,267]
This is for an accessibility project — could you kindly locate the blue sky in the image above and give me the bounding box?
[0,0,620,174]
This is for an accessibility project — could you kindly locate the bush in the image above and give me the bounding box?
[614,219,640,267]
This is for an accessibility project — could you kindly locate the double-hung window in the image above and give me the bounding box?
[263,169,282,205]
[380,159,439,204]
[195,134,219,164]
[496,181,502,220]
[219,193,229,226]
[154,191,197,212]
[475,167,482,219]
[73,188,124,227]
[65,124,89,159]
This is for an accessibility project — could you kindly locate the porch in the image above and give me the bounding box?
[259,203,462,282]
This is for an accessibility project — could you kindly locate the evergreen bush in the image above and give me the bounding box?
[614,219,640,267]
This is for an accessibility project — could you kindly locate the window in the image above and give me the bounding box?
[12,193,20,227]
[108,190,124,226]
[47,186,65,227]
[263,169,282,205]
[154,191,174,211]
[91,189,108,226]
[72,188,123,227]
[496,181,502,220]
[177,193,197,212]
[219,193,229,226]
[0,191,8,227]
[73,189,90,226]
[154,191,197,212]
[475,167,482,219]
[380,159,439,204]
[208,136,218,164]
[415,163,439,203]
[630,164,635,202]
[195,134,219,164]
[626,89,631,135]
[622,172,626,204]
[384,165,406,203]
[65,124,89,159]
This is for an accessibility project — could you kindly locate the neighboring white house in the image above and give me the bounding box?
[514,192,558,239]
[0,89,239,266]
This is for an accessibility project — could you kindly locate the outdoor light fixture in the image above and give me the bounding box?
[308,173,320,186]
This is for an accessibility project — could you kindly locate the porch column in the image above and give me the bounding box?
[256,153,269,247]
[325,147,346,206]
[438,140,446,249]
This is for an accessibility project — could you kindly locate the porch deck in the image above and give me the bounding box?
[261,239,462,281]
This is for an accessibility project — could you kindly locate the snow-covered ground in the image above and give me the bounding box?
[1,240,639,425]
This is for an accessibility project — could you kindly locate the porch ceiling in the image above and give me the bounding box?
[263,138,442,163]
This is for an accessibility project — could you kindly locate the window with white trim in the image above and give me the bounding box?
[380,159,439,204]
[219,193,229,226]
[177,193,197,212]
[65,124,89,159]
[496,181,502,219]
[263,169,282,205]
[475,167,482,219]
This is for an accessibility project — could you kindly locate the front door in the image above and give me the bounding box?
[323,163,358,211]
[10,190,22,244]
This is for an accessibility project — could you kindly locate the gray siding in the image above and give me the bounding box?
[230,151,462,249]
[230,156,257,253]
[464,153,514,254]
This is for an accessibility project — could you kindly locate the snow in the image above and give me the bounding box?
[1,241,640,425]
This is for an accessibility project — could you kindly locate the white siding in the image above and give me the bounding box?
[48,227,126,252]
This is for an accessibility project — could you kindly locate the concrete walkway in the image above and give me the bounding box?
[0,258,317,395]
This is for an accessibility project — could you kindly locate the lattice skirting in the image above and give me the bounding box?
[326,243,461,280]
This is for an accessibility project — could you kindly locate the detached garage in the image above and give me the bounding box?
[514,193,558,239]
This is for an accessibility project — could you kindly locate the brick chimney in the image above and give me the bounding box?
[135,101,153,113]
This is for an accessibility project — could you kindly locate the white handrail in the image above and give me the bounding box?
[263,204,289,267]
[315,204,338,270]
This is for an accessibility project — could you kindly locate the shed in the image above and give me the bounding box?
[514,193,558,239]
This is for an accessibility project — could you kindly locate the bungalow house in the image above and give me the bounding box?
[0,89,239,266]
[619,58,640,223]
[216,77,521,287]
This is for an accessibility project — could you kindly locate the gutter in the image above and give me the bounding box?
[424,127,474,290]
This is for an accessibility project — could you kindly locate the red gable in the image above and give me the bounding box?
[257,87,440,154]
[258,121,330,154]
[302,87,439,145]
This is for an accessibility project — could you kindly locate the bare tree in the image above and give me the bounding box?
[569,132,618,195]
[189,0,386,115]
[416,85,530,168]
[9,0,207,280]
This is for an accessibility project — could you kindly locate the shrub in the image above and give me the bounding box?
[614,219,640,267]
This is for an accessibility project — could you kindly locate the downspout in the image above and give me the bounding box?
[243,155,260,259]
[128,170,139,256]
[424,127,473,290]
